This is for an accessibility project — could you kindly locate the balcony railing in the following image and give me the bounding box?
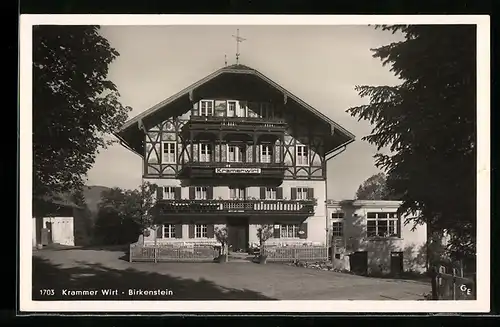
[182,115,287,132]
[156,199,316,216]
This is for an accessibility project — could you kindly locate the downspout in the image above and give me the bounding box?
[324,138,355,255]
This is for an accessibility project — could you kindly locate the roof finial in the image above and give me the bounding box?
[232,28,246,65]
[224,54,227,67]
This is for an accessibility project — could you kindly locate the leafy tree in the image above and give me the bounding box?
[214,226,229,257]
[355,172,397,200]
[346,25,476,260]
[94,182,157,245]
[33,25,131,214]
[256,225,274,252]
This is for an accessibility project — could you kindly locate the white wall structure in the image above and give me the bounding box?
[143,178,327,247]
[327,200,427,274]
[33,216,75,247]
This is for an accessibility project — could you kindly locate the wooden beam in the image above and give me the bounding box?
[283,93,288,104]
[189,89,194,102]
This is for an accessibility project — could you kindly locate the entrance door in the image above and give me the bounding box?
[390,252,404,275]
[350,251,368,275]
[227,221,248,252]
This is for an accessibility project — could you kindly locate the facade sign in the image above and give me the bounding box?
[215,168,261,174]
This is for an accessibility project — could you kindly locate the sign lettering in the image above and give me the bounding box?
[215,168,261,174]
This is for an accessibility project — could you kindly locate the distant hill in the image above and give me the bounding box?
[83,185,111,213]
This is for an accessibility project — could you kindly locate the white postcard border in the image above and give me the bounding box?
[19,14,491,313]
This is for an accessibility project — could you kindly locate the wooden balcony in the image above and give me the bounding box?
[177,161,286,181]
[155,198,316,217]
[181,115,287,138]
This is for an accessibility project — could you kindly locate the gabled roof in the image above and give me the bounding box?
[117,64,355,155]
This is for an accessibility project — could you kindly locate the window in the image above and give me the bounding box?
[227,101,237,117]
[367,212,399,237]
[229,187,246,200]
[296,187,308,200]
[261,144,273,163]
[200,100,214,116]
[331,212,345,219]
[199,143,212,162]
[162,142,176,164]
[162,224,176,238]
[163,186,176,200]
[195,187,208,200]
[195,224,208,238]
[260,103,274,118]
[265,187,276,200]
[280,224,299,238]
[227,145,244,162]
[332,222,343,237]
[296,145,309,166]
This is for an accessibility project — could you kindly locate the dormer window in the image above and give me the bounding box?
[200,100,214,116]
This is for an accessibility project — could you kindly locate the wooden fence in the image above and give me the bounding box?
[430,266,476,300]
[262,246,328,262]
[129,244,219,263]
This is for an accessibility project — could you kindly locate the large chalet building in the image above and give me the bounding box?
[117,64,355,252]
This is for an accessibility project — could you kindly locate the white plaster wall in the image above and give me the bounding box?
[327,202,427,273]
[42,217,75,246]
[143,178,327,246]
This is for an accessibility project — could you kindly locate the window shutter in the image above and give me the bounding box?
[291,188,297,200]
[307,188,314,200]
[276,187,283,199]
[207,187,214,200]
[156,225,163,239]
[189,187,195,200]
[260,187,266,200]
[397,215,402,238]
[188,224,195,238]
[192,103,199,116]
[174,187,181,200]
[175,224,183,238]
[273,223,281,238]
[241,145,247,162]
[298,222,308,239]
[207,224,215,238]
[157,187,164,200]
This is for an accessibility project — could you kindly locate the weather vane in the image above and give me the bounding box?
[232,28,246,65]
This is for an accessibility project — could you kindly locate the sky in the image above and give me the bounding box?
[86,24,404,200]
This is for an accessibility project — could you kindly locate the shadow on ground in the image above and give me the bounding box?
[32,256,275,301]
[35,244,130,252]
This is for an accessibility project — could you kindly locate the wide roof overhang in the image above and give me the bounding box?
[116,64,355,157]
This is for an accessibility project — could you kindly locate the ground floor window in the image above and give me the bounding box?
[195,224,208,238]
[332,222,343,237]
[366,212,399,237]
[280,224,299,238]
[162,224,176,238]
